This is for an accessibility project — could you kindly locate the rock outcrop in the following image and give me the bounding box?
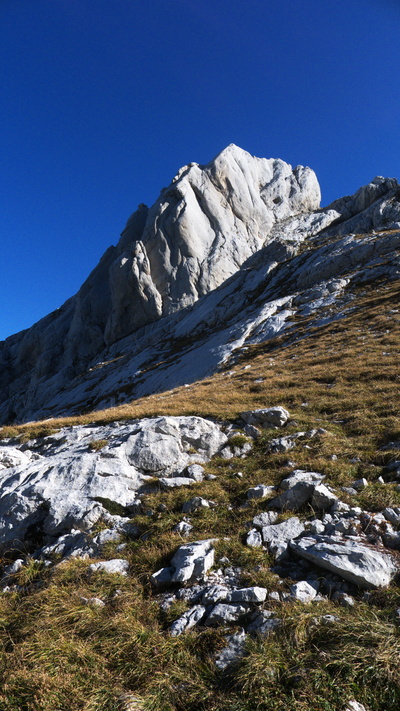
[1,408,399,681]
[1,148,400,710]
[0,146,320,423]
[0,145,399,424]
[0,416,226,549]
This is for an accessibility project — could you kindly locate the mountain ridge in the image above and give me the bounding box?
[0,145,399,425]
[1,147,400,711]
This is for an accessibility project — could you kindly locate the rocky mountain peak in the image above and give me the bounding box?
[0,146,399,425]
[1,146,400,711]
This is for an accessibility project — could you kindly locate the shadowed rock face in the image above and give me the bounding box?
[0,145,399,425]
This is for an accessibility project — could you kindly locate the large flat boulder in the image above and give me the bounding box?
[290,535,397,589]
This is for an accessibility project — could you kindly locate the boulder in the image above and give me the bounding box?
[268,481,315,511]
[382,529,400,550]
[290,581,318,603]
[246,529,262,547]
[290,535,397,588]
[243,424,261,439]
[309,519,325,535]
[186,464,205,481]
[170,540,215,583]
[125,416,227,473]
[262,517,305,560]
[150,566,174,588]
[173,521,193,537]
[383,507,400,526]
[93,529,123,546]
[230,587,267,603]
[40,530,98,559]
[201,585,231,605]
[311,484,338,510]
[281,469,324,490]
[246,484,275,500]
[0,416,225,551]
[205,602,252,626]
[240,407,290,428]
[252,511,279,528]
[268,436,296,453]
[331,500,351,514]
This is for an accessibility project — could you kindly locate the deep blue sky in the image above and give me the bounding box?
[1,0,400,341]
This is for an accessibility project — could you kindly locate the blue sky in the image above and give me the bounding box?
[1,0,400,341]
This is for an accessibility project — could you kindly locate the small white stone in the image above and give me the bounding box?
[290,580,318,603]
[246,484,275,500]
[246,529,262,548]
[89,559,129,576]
[345,701,367,711]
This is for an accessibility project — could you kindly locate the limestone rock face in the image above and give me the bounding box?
[118,145,320,330]
[0,145,399,425]
[0,145,320,424]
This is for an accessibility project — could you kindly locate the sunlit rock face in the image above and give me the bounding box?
[102,143,322,342]
[0,416,227,549]
[0,145,320,420]
[0,144,399,425]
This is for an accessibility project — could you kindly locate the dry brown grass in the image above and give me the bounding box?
[1,280,400,710]
[2,281,400,460]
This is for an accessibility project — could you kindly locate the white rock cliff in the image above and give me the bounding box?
[0,145,399,424]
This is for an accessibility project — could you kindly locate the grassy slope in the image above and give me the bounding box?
[1,280,400,710]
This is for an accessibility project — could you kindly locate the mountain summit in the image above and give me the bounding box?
[1,148,400,711]
[0,146,399,424]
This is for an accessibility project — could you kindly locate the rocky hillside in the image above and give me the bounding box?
[1,144,399,424]
[0,146,400,711]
